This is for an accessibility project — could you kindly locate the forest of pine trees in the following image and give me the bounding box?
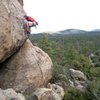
[30,31,100,100]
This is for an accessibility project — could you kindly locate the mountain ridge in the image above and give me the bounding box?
[32,28,100,36]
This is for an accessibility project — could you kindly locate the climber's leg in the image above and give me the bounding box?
[23,20,31,34]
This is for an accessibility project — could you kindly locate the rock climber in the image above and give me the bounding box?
[17,15,38,34]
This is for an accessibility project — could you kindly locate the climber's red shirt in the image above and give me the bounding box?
[25,16,38,25]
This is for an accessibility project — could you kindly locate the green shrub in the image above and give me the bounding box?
[84,80,100,100]
[63,87,85,100]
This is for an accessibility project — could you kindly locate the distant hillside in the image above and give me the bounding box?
[31,29,100,38]
[59,29,87,35]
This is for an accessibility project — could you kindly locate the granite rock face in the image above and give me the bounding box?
[0,40,53,95]
[0,0,27,63]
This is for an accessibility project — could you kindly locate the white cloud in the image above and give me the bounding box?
[24,0,100,33]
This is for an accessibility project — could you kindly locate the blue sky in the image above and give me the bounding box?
[24,0,100,33]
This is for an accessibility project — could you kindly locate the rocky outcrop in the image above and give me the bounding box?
[0,0,27,63]
[47,83,65,99]
[0,39,52,95]
[34,88,62,100]
[69,69,88,92]
[27,83,64,100]
[0,88,26,100]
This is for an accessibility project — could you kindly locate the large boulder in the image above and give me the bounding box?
[0,0,28,63]
[0,39,53,95]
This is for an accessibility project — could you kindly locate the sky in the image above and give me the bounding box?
[24,0,100,33]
